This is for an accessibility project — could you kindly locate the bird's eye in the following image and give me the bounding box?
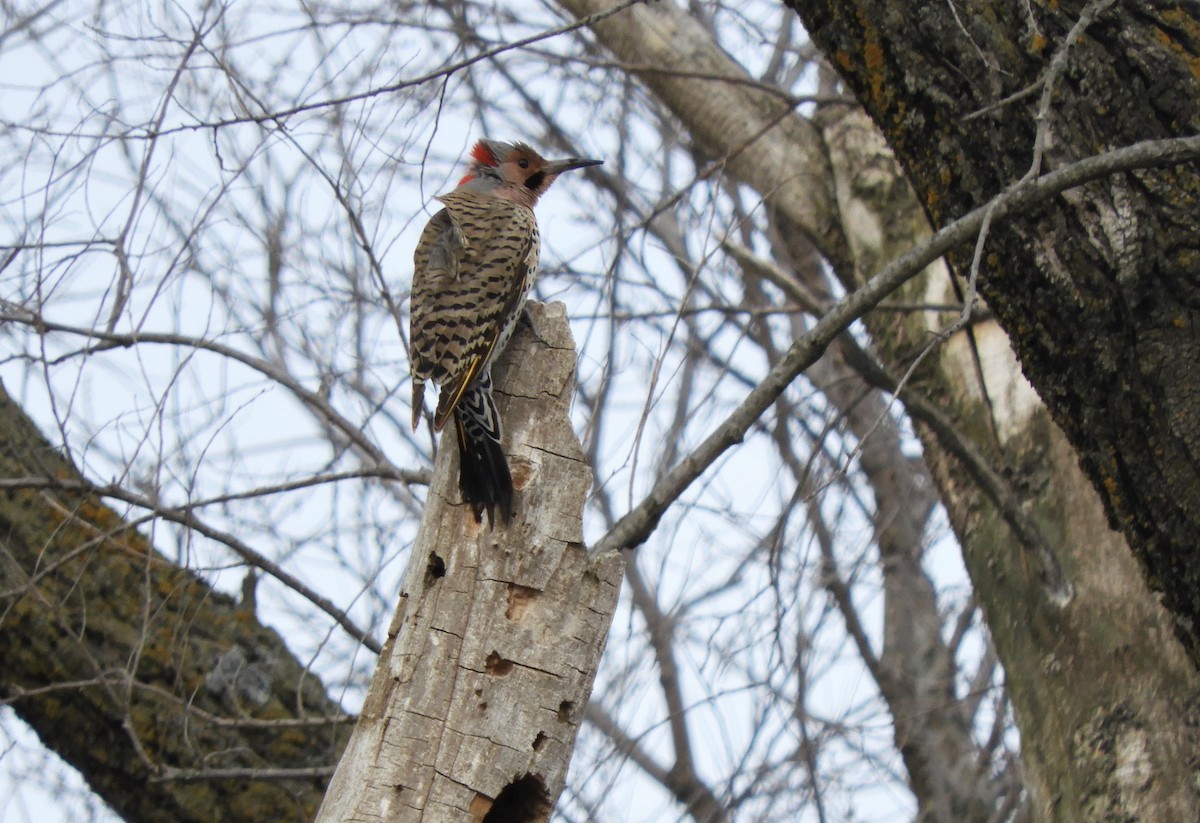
[518,158,530,169]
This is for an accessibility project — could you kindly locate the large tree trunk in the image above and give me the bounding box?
[822,103,1200,822]
[0,388,351,821]
[562,0,1200,819]
[786,0,1200,819]
[789,0,1200,660]
[316,301,623,822]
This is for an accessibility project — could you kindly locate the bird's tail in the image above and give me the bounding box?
[453,376,513,526]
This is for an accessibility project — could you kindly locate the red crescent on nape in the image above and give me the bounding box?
[470,140,499,166]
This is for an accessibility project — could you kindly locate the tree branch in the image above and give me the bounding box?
[593,135,1200,556]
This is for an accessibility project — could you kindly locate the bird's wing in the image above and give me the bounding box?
[410,192,539,432]
[409,208,460,427]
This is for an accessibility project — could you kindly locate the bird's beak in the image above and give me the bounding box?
[546,157,603,175]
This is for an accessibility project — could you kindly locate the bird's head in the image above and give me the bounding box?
[458,139,602,206]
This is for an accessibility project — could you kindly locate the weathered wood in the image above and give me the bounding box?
[317,301,622,822]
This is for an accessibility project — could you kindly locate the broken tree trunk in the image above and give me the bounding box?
[316,301,623,822]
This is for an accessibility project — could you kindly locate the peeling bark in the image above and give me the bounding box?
[316,302,623,822]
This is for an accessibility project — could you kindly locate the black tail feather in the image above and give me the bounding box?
[453,384,513,526]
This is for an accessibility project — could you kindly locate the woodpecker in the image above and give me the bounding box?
[409,139,601,525]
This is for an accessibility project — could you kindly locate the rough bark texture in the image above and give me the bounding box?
[787,1,1200,819]
[316,301,622,823]
[0,385,350,821]
[789,0,1200,662]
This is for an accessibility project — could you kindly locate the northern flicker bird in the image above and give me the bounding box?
[409,139,601,525]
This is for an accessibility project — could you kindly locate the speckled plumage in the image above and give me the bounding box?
[410,187,539,431]
[408,140,600,525]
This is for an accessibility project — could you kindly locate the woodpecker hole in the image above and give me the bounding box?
[557,700,574,723]
[532,732,547,751]
[509,455,534,490]
[485,651,514,676]
[424,552,446,589]
[479,773,551,823]
[505,584,539,620]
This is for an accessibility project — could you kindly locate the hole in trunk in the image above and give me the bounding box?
[424,552,446,589]
[481,773,550,823]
